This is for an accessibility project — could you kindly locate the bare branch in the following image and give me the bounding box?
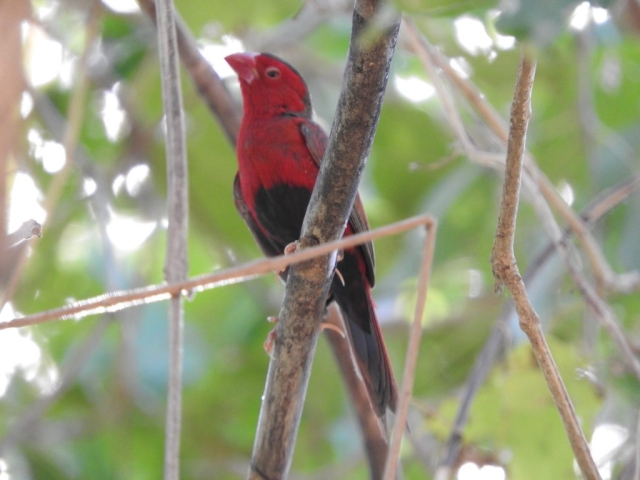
[325,305,390,479]
[490,53,601,480]
[384,219,437,479]
[405,22,639,295]
[0,215,431,331]
[247,2,400,477]
[405,20,640,381]
[0,0,28,265]
[153,0,189,475]
[1,2,100,311]
[437,175,640,475]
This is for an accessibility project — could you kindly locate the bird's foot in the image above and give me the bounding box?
[263,316,279,356]
[284,241,299,255]
[263,315,345,356]
[274,241,300,277]
[319,321,345,338]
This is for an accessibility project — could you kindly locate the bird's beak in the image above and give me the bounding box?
[225,52,259,84]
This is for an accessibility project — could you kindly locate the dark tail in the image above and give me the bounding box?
[332,252,398,416]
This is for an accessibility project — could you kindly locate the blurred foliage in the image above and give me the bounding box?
[2,0,640,479]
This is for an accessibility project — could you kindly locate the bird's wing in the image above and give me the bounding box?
[299,121,376,287]
[233,173,282,258]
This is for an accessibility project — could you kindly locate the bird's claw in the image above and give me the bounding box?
[320,321,346,338]
[263,329,277,357]
[274,241,300,277]
[263,316,279,357]
[284,241,299,255]
[263,314,345,356]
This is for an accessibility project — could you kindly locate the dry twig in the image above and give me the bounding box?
[437,175,640,476]
[1,2,101,310]
[0,215,431,331]
[404,19,640,381]
[384,219,437,479]
[153,0,189,476]
[490,53,601,480]
[405,20,639,295]
[137,0,240,145]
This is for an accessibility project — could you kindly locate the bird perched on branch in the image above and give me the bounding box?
[225,52,397,415]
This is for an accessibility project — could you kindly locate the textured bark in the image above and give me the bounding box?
[247,1,400,479]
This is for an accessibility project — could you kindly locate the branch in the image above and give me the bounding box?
[384,219,437,479]
[0,215,430,331]
[324,305,389,479]
[437,175,640,475]
[490,53,601,480]
[1,2,100,310]
[0,0,27,266]
[248,2,400,478]
[406,22,639,295]
[153,0,189,476]
[405,21,640,381]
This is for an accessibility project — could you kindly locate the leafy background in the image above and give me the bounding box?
[1,0,640,478]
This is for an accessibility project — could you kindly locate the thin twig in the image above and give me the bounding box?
[384,219,437,480]
[405,20,640,381]
[437,175,640,475]
[1,214,432,331]
[490,53,601,480]
[0,0,28,269]
[154,0,189,476]
[407,22,639,295]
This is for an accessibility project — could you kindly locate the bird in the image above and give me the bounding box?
[225,52,397,415]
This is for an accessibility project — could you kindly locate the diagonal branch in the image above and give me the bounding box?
[405,21,639,295]
[490,53,601,480]
[384,219,437,480]
[437,175,640,476]
[1,216,430,330]
[405,20,640,381]
[247,2,400,478]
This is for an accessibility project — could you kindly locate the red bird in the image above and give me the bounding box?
[225,52,397,415]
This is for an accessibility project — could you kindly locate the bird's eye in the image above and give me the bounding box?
[265,67,281,79]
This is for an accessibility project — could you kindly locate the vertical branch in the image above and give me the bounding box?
[0,0,27,263]
[384,219,437,479]
[248,1,400,479]
[154,0,189,477]
[490,53,601,480]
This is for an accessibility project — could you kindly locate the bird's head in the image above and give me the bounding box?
[225,52,312,118]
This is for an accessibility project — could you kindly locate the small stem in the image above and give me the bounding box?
[490,53,601,480]
[384,220,437,479]
[153,0,189,476]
